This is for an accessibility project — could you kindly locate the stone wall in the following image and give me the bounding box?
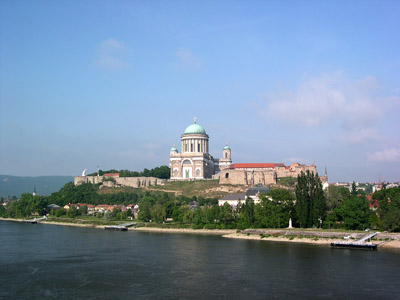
[219,164,318,185]
[74,176,166,188]
[219,170,277,185]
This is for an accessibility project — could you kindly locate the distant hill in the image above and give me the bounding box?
[0,175,74,198]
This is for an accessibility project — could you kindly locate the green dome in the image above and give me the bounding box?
[183,119,206,134]
[223,144,231,150]
[170,145,178,152]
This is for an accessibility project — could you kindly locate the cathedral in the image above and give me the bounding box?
[169,118,318,184]
[169,118,232,180]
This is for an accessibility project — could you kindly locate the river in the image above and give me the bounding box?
[0,221,399,299]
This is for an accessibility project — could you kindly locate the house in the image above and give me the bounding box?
[218,193,246,207]
[64,203,77,210]
[94,204,110,213]
[48,204,61,210]
[245,184,270,203]
[218,184,271,207]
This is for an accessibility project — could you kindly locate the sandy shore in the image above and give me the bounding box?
[42,221,103,229]
[223,233,337,245]
[129,227,236,235]
[0,217,103,229]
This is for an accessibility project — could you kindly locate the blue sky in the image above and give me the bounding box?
[1,0,399,182]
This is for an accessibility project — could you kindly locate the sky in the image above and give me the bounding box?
[0,0,399,183]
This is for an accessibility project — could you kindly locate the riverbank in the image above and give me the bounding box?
[1,217,399,249]
[0,217,104,229]
[223,232,338,245]
[129,226,235,235]
[223,229,400,249]
[223,232,400,249]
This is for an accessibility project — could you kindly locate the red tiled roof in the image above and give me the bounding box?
[103,173,120,177]
[369,199,379,208]
[230,163,285,169]
[95,204,109,208]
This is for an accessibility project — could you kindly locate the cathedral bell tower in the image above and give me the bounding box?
[218,144,232,170]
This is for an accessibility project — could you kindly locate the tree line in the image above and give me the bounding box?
[1,171,399,232]
[87,166,170,179]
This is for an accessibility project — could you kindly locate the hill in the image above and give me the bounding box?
[98,180,248,199]
[0,175,74,198]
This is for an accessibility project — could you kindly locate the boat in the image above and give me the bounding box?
[330,241,377,250]
[23,219,38,224]
[104,225,128,231]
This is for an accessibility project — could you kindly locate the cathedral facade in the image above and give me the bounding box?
[169,118,232,180]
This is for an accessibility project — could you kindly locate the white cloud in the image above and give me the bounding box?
[172,48,202,70]
[264,72,385,143]
[97,55,129,69]
[96,38,130,69]
[334,127,380,144]
[368,148,400,163]
[100,38,125,52]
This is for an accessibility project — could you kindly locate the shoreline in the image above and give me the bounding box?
[129,226,235,235]
[1,217,399,249]
[222,232,400,249]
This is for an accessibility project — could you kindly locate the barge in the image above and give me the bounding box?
[330,241,377,250]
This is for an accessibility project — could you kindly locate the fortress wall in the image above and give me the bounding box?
[219,165,317,185]
[74,176,103,185]
[74,176,166,188]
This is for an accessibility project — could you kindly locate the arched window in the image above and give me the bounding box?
[225,152,228,159]
[182,159,192,165]
[225,173,229,179]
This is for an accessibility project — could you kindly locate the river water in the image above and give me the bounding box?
[0,221,399,300]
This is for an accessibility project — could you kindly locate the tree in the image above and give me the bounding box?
[295,170,326,228]
[374,187,400,231]
[138,196,154,221]
[338,195,371,230]
[80,205,88,215]
[254,189,295,228]
[325,185,349,211]
[220,203,234,225]
[67,206,78,218]
[237,198,255,229]
[351,181,357,196]
[150,204,166,223]
[172,205,184,223]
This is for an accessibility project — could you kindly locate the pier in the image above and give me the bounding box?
[23,216,48,224]
[331,232,379,250]
[104,222,137,231]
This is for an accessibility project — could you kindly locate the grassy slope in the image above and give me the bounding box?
[98,180,247,199]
